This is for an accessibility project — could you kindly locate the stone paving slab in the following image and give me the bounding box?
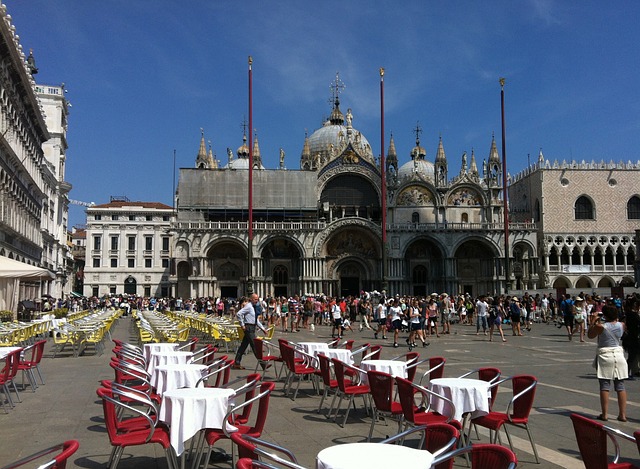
[1,316,640,468]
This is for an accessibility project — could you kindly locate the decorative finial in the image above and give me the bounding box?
[379,67,385,77]
[499,77,505,88]
[248,56,253,66]
[240,116,248,137]
[413,121,423,145]
[329,72,345,105]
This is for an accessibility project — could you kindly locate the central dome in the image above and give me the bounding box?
[305,101,374,169]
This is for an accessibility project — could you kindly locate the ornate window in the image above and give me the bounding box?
[575,196,594,220]
[627,196,640,219]
[273,265,288,285]
[412,212,419,224]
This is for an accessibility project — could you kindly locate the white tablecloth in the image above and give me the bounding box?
[360,359,407,384]
[298,342,330,355]
[0,346,22,359]
[159,387,236,455]
[429,377,490,422]
[151,364,207,395]
[143,342,179,361]
[147,350,193,376]
[316,442,433,469]
[316,348,354,365]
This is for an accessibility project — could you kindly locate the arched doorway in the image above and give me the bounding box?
[404,238,444,296]
[454,240,498,297]
[207,241,246,298]
[176,261,191,299]
[124,275,137,295]
[261,238,302,298]
[338,261,362,298]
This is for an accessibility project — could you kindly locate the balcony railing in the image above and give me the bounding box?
[171,220,537,233]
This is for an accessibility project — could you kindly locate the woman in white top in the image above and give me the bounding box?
[407,298,427,350]
[374,300,387,340]
[573,297,587,342]
[588,304,628,422]
[388,299,403,348]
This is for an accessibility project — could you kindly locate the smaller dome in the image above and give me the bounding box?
[398,159,435,180]
[224,158,265,170]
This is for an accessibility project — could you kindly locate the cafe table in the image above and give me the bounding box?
[316,442,433,469]
[297,342,330,355]
[0,346,22,359]
[159,386,236,456]
[151,363,208,396]
[143,342,179,361]
[147,350,193,376]
[359,359,408,384]
[316,348,353,365]
[429,377,490,422]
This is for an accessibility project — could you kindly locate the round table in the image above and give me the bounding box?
[159,387,236,456]
[316,442,433,469]
[360,359,408,384]
[151,363,207,395]
[316,348,353,365]
[429,377,490,422]
[147,350,193,376]
[143,342,179,361]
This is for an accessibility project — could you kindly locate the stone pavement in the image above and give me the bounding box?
[1,315,640,468]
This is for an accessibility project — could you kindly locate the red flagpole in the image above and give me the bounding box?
[247,56,254,295]
[380,68,388,293]
[500,77,509,294]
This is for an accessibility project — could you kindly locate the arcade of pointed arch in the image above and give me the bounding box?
[546,234,637,257]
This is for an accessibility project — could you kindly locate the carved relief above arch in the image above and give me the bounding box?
[396,185,434,206]
[447,187,482,206]
[174,240,189,259]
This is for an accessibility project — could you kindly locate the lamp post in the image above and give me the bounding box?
[500,78,510,294]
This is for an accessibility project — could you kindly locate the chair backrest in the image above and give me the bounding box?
[477,367,501,409]
[254,338,266,360]
[362,345,383,361]
[96,387,157,443]
[0,439,80,469]
[331,359,353,393]
[471,444,517,469]
[231,434,299,465]
[425,423,460,469]
[317,354,333,387]
[367,370,395,413]
[8,349,22,380]
[634,430,640,457]
[405,352,420,381]
[394,376,417,423]
[429,356,446,380]
[570,413,614,469]
[431,444,517,469]
[247,381,276,435]
[234,373,262,422]
[509,375,537,420]
[279,343,297,372]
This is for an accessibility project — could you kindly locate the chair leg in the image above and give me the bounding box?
[34,365,45,385]
[524,423,540,463]
[292,375,302,400]
[318,388,329,413]
[368,409,378,441]
[327,390,340,418]
[341,394,356,427]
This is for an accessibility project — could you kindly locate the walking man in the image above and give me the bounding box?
[233,294,266,370]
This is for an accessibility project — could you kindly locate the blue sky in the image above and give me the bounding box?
[7,1,640,228]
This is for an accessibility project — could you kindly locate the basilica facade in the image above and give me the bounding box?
[171,92,539,300]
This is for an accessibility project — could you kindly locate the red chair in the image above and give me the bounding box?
[395,376,461,445]
[431,443,517,469]
[194,381,276,469]
[176,336,199,352]
[0,439,79,469]
[96,387,177,469]
[459,367,501,439]
[231,433,303,468]
[418,356,446,386]
[191,344,218,366]
[253,338,281,378]
[361,344,383,361]
[381,423,460,469]
[366,370,404,441]
[570,413,640,469]
[227,373,262,425]
[316,353,345,416]
[280,343,317,400]
[471,375,539,464]
[330,358,370,427]
[196,356,233,388]
[349,342,370,365]
[0,349,23,410]
[17,339,46,391]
